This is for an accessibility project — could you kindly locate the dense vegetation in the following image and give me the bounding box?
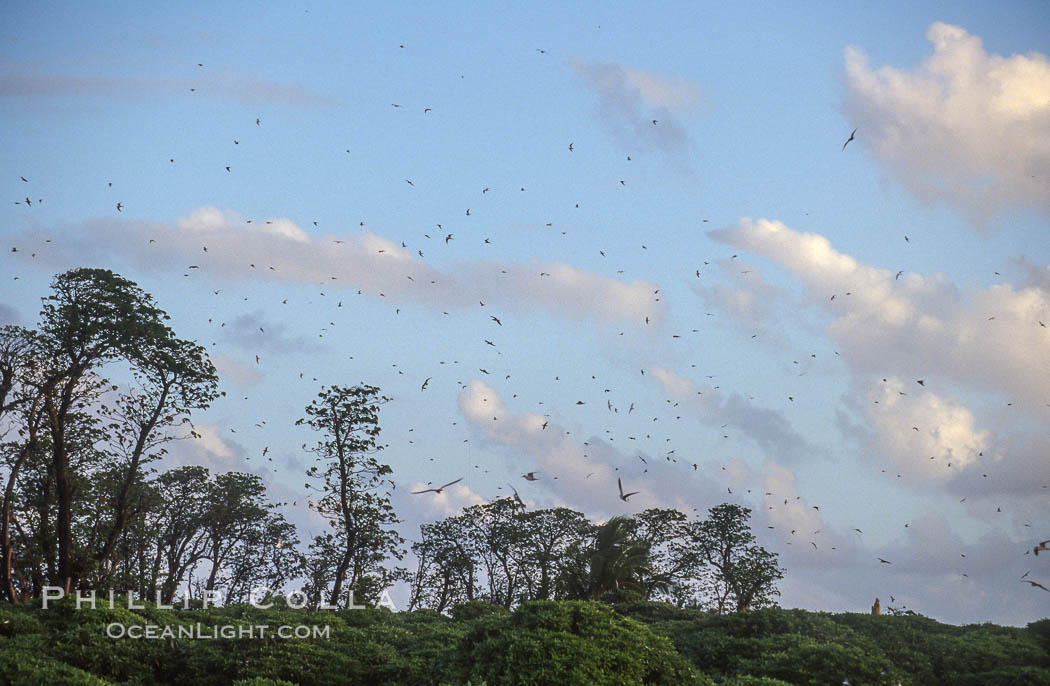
[4,271,1047,684]
[1,598,1048,685]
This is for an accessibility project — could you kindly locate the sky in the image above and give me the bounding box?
[2,1,1049,625]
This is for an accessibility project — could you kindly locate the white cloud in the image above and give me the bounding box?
[711,218,1050,498]
[843,22,1050,224]
[862,379,990,479]
[399,480,488,520]
[709,218,1050,410]
[15,207,664,327]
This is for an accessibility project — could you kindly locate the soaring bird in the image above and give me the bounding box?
[1034,540,1049,556]
[522,472,539,481]
[412,477,463,494]
[445,233,453,243]
[618,478,639,502]
[1022,579,1050,592]
[842,128,856,150]
[490,315,502,326]
[507,483,526,508]
[877,557,892,564]
[421,377,431,391]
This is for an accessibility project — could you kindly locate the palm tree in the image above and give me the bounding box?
[565,517,664,602]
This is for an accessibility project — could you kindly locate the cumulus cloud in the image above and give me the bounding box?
[709,218,1050,410]
[861,379,990,479]
[843,22,1050,224]
[711,218,1050,499]
[568,58,702,166]
[13,207,665,328]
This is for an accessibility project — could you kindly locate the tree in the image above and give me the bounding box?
[408,515,477,612]
[692,503,783,613]
[512,506,591,601]
[0,325,43,602]
[153,466,211,603]
[632,507,709,606]
[298,384,403,607]
[564,516,658,602]
[200,471,269,593]
[459,497,527,608]
[222,510,302,604]
[31,268,217,592]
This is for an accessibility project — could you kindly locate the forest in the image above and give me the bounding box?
[1,269,1047,685]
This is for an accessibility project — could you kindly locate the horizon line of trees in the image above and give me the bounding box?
[1,268,783,614]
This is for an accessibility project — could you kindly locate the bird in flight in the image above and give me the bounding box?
[568,142,573,152]
[491,315,502,326]
[1034,540,1049,556]
[877,557,892,564]
[618,478,639,502]
[522,472,539,481]
[842,128,856,150]
[412,477,463,494]
[421,377,431,391]
[1022,579,1050,592]
[116,203,123,212]
[507,483,526,508]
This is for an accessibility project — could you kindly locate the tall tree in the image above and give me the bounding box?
[0,325,42,602]
[34,268,217,591]
[299,384,403,607]
[408,515,477,612]
[153,466,211,604]
[459,498,527,608]
[513,505,591,601]
[200,471,269,593]
[633,507,709,607]
[692,503,783,612]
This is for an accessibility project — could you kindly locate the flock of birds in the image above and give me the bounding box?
[6,50,1048,615]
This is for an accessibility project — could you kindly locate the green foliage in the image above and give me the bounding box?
[0,600,1046,685]
[451,600,704,685]
[451,600,511,621]
[717,678,794,686]
[0,642,116,685]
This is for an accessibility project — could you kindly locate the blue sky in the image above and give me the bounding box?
[3,1,1049,624]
